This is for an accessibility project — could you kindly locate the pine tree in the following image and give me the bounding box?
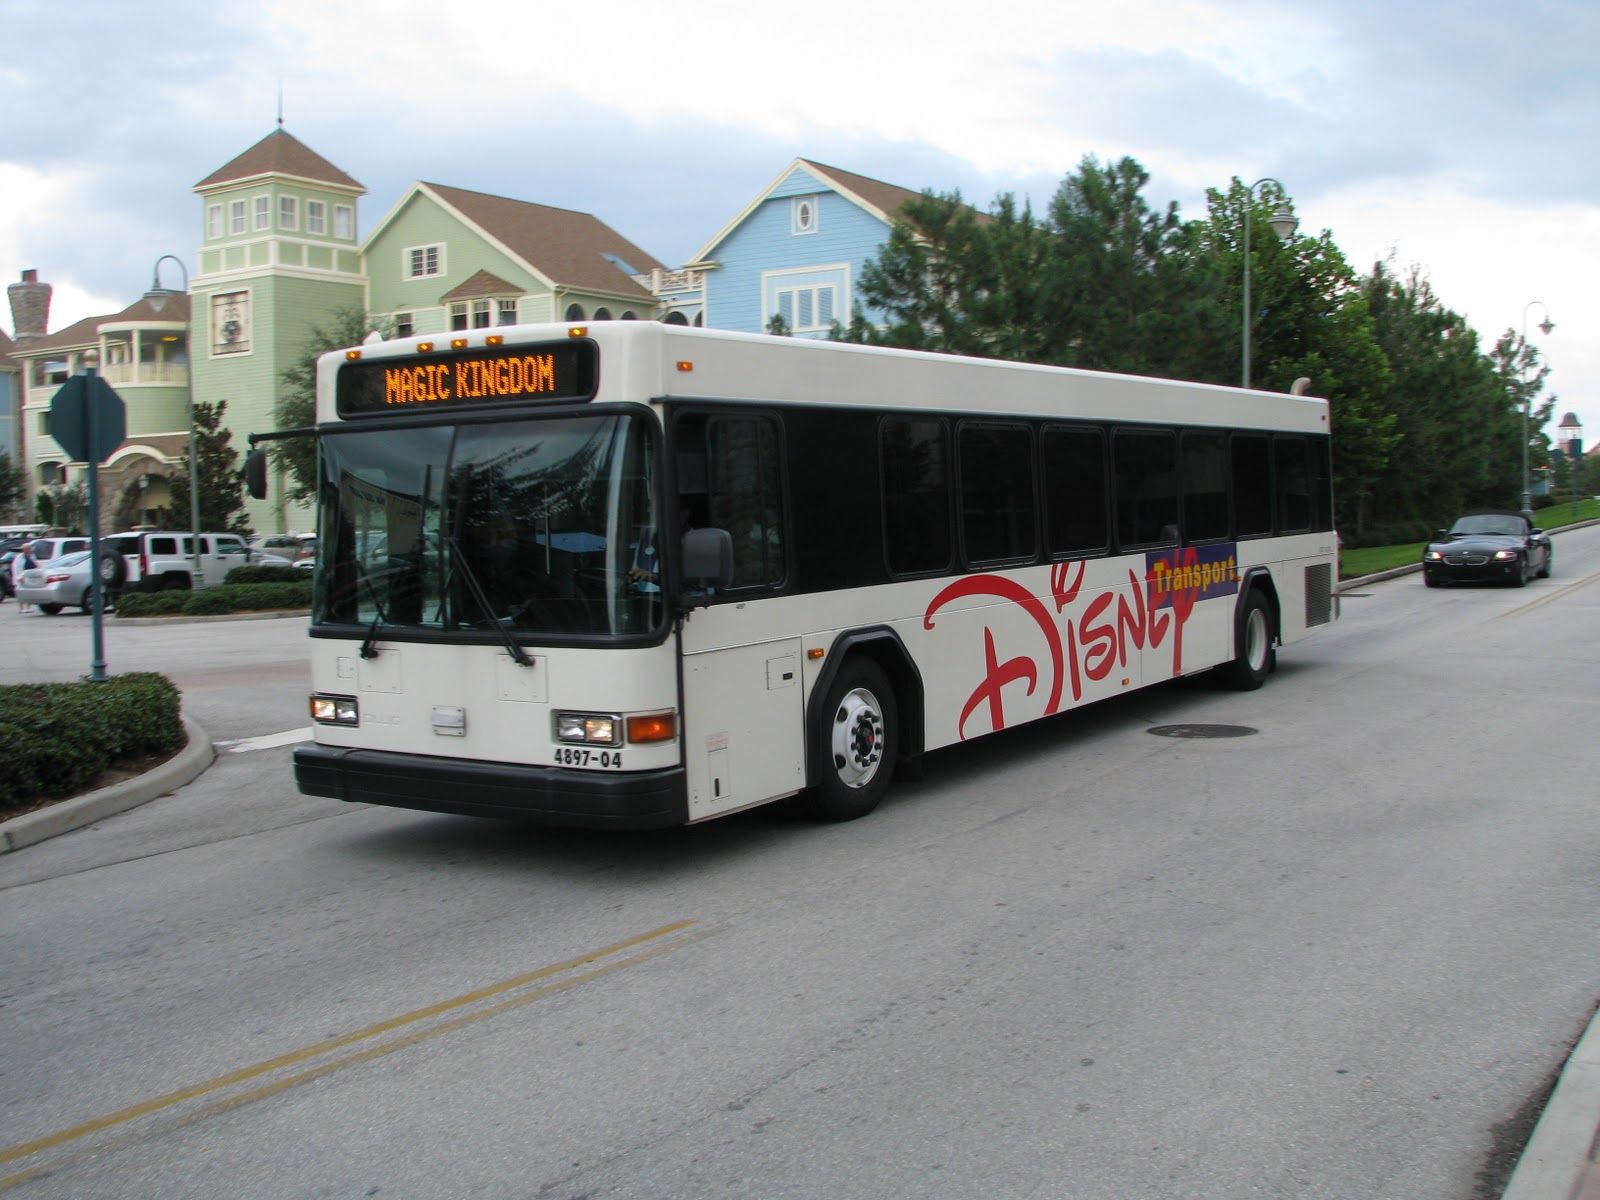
[163,399,252,536]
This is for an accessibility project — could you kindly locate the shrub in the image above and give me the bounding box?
[226,564,307,585]
[115,581,310,618]
[0,673,184,813]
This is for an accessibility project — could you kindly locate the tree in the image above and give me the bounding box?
[0,450,23,518]
[1361,262,1515,532]
[275,307,392,502]
[163,399,252,536]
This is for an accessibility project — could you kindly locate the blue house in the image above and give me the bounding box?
[686,159,924,338]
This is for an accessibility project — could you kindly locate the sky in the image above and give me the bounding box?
[3,0,1596,454]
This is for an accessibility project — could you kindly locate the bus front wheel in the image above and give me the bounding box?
[1218,590,1275,691]
[804,658,898,821]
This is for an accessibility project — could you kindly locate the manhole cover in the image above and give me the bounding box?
[1147,723,1258,739]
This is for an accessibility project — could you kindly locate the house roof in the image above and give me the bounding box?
[0,329,16,370]
[195,128,364,194]
[417,183,664,301]
[439,269,523,302]
[797,160,925,222]
[687,158,928,266]
[4,294,190,357]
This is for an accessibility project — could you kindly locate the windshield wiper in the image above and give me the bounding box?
[357,569,390,660]
[443,535,532,668]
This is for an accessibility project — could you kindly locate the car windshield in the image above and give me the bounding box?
[1448,515,1527,538]
[314,412,661,638]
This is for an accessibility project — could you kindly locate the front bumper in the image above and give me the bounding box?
[294,743,689,830]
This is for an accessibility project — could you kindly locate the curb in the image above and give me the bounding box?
[0,715,215,853]
[112,609,310,627]
[1502,1008,1600,1200]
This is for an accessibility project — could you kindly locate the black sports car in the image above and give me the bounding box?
[1421,511,1552,588]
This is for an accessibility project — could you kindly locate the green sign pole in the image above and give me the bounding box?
[83,366,108,683]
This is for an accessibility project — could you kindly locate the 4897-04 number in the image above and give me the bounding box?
[553,748,622,768]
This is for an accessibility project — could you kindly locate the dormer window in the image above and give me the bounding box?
[792,195,820,236]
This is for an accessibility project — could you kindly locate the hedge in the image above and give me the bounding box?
[0,673,184,813]
[115,580,311,618]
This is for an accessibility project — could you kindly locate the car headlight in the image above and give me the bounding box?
[311,694,359,725]
[556,712,618,745]
[1424,550,1443,561]
[1493,548,1519,561]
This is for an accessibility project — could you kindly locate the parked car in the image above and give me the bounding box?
[1421,511,1552,588]
[27,535,91,564]
[99,531,254,593]
[15,550,105,615]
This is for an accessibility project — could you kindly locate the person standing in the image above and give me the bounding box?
[10,545,35,613]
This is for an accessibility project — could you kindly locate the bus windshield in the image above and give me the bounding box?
[314,411,661,638]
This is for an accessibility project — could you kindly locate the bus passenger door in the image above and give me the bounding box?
[680,635,806,821]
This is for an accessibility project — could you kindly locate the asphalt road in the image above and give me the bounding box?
[3,530,1599,1199]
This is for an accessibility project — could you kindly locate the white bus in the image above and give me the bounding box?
[255,322,1337,829]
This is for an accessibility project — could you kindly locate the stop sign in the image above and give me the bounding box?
[51,373,127,464]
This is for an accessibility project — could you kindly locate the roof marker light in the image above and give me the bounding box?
[416,341,434,353]
[676,361,694,372]
[486,335,504,346]
[451,338,469,350]
[345,349,362,360]
[568,326,588,338]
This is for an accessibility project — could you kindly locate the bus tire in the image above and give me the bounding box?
[1218,589,1275,691]
[804,658,897,821]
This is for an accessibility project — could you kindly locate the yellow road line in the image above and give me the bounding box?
[1499,570,1600,618]
[0,920,701,1179]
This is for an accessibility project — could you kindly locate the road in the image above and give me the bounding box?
[3,529,1599,1199]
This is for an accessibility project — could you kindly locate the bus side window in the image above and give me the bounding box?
[704,414,786,589]
[881,416,952,575]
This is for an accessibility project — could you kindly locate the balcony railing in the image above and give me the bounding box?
[101,363,189,387]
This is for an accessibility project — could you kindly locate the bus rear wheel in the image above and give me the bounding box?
[1218,590,1275,691]
[803,658,897,821]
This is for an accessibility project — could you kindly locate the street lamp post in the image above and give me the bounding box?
[144,255,202,587]
[1519,301,1554,513]
[1241,177,1300,390]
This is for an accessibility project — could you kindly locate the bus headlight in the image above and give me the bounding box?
[311,694,359,725]
[557,713,618,745]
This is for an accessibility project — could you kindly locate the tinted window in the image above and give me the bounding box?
[1181,431,1229,542]
[1274,436,1312,532]
[1041,425,1108,557]
[959,422,1036,564]
[1232,434,1272,537]
[881,417,951,575]
[1113,428,1178,549]
[703,415,786,590]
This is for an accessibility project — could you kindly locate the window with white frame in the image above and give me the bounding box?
[230,200,246,234]
[764,265,849,335]
[497,299,517,325]
[306,200,326,235]
[279,195,298,230]
[255,196,271,230]
[792,195,820,236]
[406,245,443,279]
[395,312,414,338]
[774,284,836,331]
[334,205,353,239]
[207,205,222,239]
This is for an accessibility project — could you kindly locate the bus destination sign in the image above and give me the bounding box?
[337,340,598,417]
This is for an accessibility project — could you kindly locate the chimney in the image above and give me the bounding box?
[8,269,52,341]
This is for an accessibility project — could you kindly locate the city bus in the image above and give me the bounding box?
[251,321,1337,829]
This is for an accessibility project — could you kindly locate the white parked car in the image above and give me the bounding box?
[99,531,253,593]
[16,550,103,615]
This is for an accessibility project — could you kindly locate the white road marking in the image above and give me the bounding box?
[214,727,313,754]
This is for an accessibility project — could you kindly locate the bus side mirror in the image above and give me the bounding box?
[681,527,733,599]
[244,448,269,500]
